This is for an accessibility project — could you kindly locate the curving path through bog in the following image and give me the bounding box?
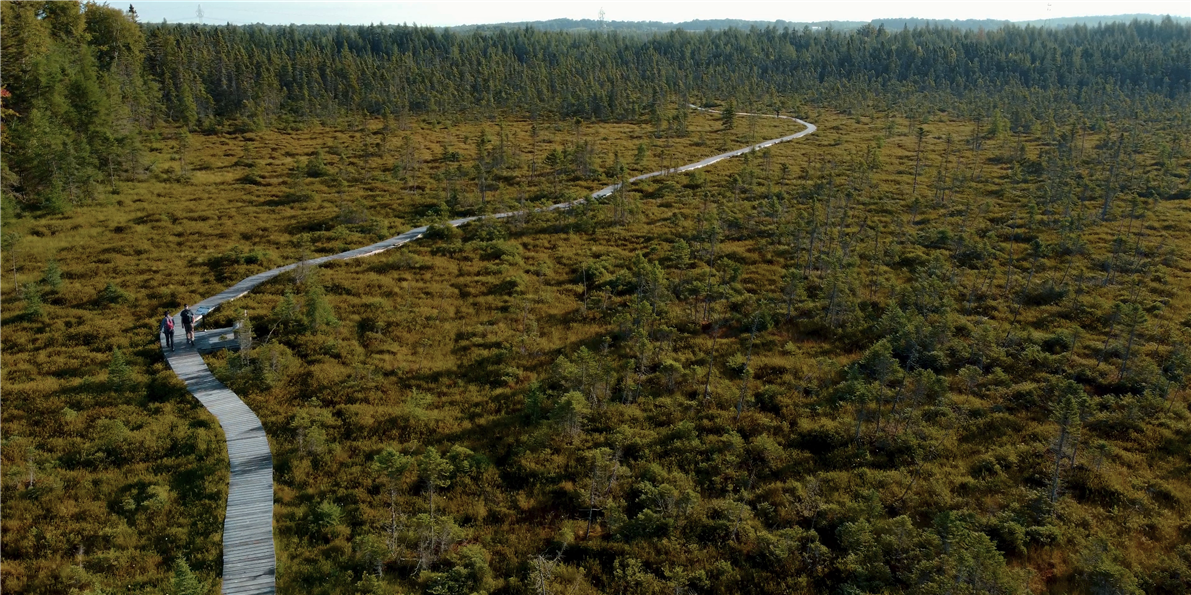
[160,107,814,594]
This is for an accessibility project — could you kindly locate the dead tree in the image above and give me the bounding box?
[583,448,621,538]
[1049,392,1082,505]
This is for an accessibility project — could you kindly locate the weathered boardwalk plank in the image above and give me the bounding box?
[160,112,813,594]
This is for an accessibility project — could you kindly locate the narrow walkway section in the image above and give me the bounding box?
[160,227,428,594]
[161,111,814,594]
[163,345,274,594]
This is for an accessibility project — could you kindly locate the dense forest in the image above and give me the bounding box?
[122,16,1191,124]
[3,2,1191,594]
[4,3,1190,214]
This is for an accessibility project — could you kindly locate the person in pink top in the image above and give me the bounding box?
[160,311,175,352]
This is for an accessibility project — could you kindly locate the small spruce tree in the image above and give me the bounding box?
[721,101,736,130]
[109,347,133,392]
[22,283,43,319]
[42,260,62,291]
[171,559,204,595]
[304,281,338,332]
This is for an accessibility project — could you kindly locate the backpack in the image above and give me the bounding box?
[165,316,175,331]
[181,309,193,325]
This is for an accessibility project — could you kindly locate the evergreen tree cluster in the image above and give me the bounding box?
[1,1,155,213]
[3,4,1190,211]
[140,18,1190,125]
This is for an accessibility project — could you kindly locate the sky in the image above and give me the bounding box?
[129,1,1191,27]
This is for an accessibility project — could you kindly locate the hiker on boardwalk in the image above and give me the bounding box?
[181,304,195,346]
[160,311,175,351]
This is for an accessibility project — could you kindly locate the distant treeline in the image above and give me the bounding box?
[453,14,1191,34]
[140,16,1191,125]
[2,2,1190,211]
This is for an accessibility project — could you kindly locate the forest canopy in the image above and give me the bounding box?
[3,3,1190,212]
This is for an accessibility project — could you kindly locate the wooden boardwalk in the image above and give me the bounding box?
[160,113,814,594]
[160,226,429,593]
[163,341,275,594]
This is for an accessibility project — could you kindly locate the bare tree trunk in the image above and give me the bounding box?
[735,311,762,422]
[478,166,487,209]
[585,456,599,539]
[581,268,588,313]
[888,374,912,436]
[935,135,952,205]
[1004,218,1017,297]
[1005,252,1040,341]
[25,448,36,488]
[873,387,883,435]
[912,127,926,198]
[1097,312,1120,366]
[427,482,436,521]
[532,548,564,595]
[1100,133,1124,220]
[388,487,398,553]
[702,330,719,402]
[854,403,865,446]
[1118,316,1140,381]
[1049,425,1070,504]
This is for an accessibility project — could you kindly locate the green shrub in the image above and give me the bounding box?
[22,283,44,319]
[496,274,527,296]
[305,150,331,178]
[425,222,463,241]
[480,240,521,262]
[109,347,135,392]
[238,170,265,185]
[98,282,132,305]
[42,260,62,290]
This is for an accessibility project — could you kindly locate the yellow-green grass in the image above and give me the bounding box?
[0,108,798,592]
[214,113,1189,591]
[4,106,1191,593]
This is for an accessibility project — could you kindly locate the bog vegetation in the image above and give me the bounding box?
[2,3,1190,594]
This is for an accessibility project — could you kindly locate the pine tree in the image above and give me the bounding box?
[177,79,198,130]
[22,283,44,319]
[304,281,338,332]
[419,447,453,520]
[1116,303,1147,381]
[583,447,620,538]
[374,447,414,553]
[2,2,150,209]
[171,559,204,595]
[109,347,133,392]
[1049,389,1082,504]
[43,260,62,291]
[271,290,299,329]
[721,101,736,131]
[552,391,590,439]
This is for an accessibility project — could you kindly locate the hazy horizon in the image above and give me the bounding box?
[130,1,1191,28]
